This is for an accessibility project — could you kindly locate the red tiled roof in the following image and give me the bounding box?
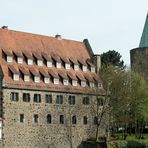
[0,28,105,95]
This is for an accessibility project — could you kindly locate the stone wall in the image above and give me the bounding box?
[2,88,106,148]
[130,47,148,81]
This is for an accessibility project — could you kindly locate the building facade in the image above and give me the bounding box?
[130,14,148,81]
[0,28,106,148]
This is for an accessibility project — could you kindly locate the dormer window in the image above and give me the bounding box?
[44,77,50,84]
[13,74,19,81]
[98,83,103,88]
[63,79,68,86]
[27,59,33,65]
[56,62,61,69]
[74,64,79,71]
[65,63,70,70]
[90,82,95,88]
[37,60,43,66]
[34,76,40,83]
[82,65,87,72]
[17,57,23,64]
[8,65,19,81]
[91,67,95,73]
[47,61,52,68]
[54,78,59,84]
[24,75,30,82]
[7,56,13,63]
[72,80,77,86]
[81,81,86,87]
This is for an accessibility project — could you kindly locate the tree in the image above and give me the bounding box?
[100,64,148,139]
[101,50,125,68]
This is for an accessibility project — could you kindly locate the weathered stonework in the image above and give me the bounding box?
[130,47,148,81]
[1,88,106,148]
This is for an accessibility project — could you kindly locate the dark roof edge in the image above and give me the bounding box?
[2,85,105,96]
[83,39,94,59]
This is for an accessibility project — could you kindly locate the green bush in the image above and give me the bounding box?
[111,139,148,148]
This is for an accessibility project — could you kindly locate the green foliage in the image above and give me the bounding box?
[101,50,124,68]
[110,140,148,148]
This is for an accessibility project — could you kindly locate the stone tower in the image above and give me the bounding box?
[130,13,148,81]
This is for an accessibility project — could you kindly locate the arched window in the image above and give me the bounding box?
[72,116,77,124]
[47,114,52,124]
[83,116,87,125]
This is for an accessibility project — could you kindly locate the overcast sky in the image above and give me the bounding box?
[0,0,148,65]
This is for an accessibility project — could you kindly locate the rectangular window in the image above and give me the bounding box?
[91,67,95,72]
[98,83,103,88]
[81,81,86,87]
[27,59,33,65]
[56,95,63,104]
[60,115,64,124]
[82,65,87,72]
[34,76,40,83]
[72,80,77,86]
[47,61,52,68]
[23,93,30,102]
[24,75,30,82]
[54,78,59,85]
[10,92,19,101]
[90,82,95,88]
[45,94,52,103]
[65,63,70,70]
[44,77,50,84]
[83,97,89,105]
[68,96,75,105]
[63,79,68,86]
[34,114,38,123]
[20,114,24,123]
[13,74,19,81]
[56,62,61,69]
[74,64,78,71]
[34,94,41,103]
[17,57,23,64]
[7,56,13,63]
[37,60,43,66]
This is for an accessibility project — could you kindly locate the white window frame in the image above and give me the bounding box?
[90,82,95,88]
[24,75,30,82]
[44,77,50,84]
[13,74,19,81]
[7,56,13,63]
[47,61,52,68]
[54,78,59,84]
[82,65,87,72]
[34,76,40,83]
[72,80,77,86]
[98,83,103,88]
[91,67,95,73]
[81,81,86,87]
[65,63,70,70]
[63,79,68,86]
[17,57,23,64]
[74,64,79,71]
[27,59,33,65]
[37,60,43,66]
[56,62,61,69]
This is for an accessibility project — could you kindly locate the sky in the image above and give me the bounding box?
[0,0,148,66]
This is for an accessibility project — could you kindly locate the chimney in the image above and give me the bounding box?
[93,54,101,74]
[1,26,8,29]
[55,34,62,40]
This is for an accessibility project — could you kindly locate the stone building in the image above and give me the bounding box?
[130,14,148,81]
[0,27,106,148]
